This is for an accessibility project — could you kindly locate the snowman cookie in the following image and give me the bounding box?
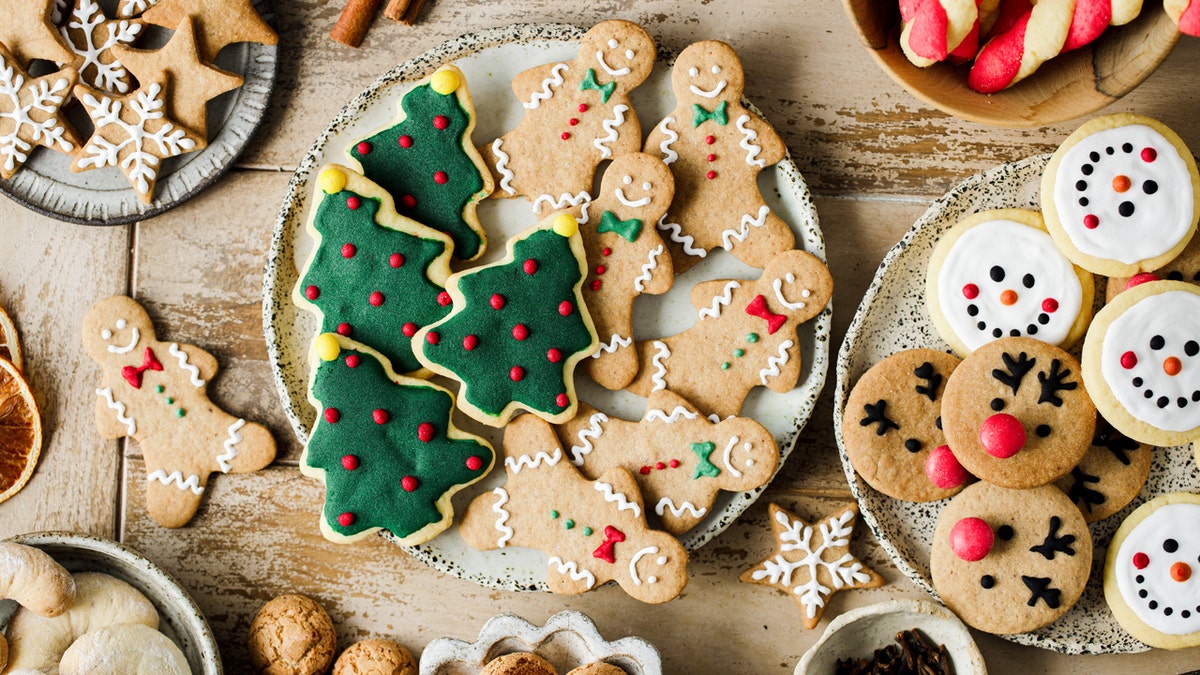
[643,40,794,273]
[1041,114,1200,276]
[478,20,655,218]
[1053,417,1151,523]
[1082,280,1200,446]
[1105,492,1200,649]
[926,209,1093,355]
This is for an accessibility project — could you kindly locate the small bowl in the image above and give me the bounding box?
[419,610,662,675]
[841,0,1180,128]
[0,532,221,675]
[796,598,986,674]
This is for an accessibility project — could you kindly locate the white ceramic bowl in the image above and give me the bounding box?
[0,532,221,675]
[796,598,985,675]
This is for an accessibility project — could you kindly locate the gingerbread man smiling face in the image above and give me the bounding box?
[581,21,655,92]
[671,40,746,108]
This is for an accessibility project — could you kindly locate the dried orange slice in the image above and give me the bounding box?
[0,303,21,371]
[0,356,40,504]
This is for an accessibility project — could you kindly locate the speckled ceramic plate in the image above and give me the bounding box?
[833,154,1200,654]
[262,24,829,592]
[0,1,277,225]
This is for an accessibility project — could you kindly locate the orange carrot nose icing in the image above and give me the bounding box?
[1172,561,1192,582]
[1000,289,1018,306]
[1164,356,1183,376]
[1112,175,1132,193]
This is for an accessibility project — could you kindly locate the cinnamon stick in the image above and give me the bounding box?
[383,0,427,25]
[331,0,383,47]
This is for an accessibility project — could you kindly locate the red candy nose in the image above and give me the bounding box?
[1124,272,1161,291]
[951,517,994,562]
[980,413,1025,458]
[926,445,969,489]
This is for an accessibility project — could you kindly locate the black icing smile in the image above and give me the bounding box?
[1074,143,1161,224]
[965,266,1053,339]
[1128,335,1200,410]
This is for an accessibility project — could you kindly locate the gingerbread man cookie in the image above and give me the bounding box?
[554,389,778,534]
[478,20,655,217]
[624,249,832,418]
[644,40,794,273]
[577,152,675,390]
[82,295,276,527]
[459,414,688,604]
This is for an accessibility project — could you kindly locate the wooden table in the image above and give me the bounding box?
[3,1,1199,672]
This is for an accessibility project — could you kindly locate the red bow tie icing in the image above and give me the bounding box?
[745,294,786,335]
[122,347,163,389]
[592,525,626,564]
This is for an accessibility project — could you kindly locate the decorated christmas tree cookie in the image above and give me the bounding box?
[348,66,492,261]
[301,333,494,545]
[414,213,599,426]
[294,165,455,376]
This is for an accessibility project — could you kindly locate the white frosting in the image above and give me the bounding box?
[656,216,706,258]
[655,497,706,519]
[721,205,771,250]
[96,387,135,435]
[595,50,630,77]
[1053,124,1194,264]
[0,48,74,173]
[491,487,513,547]
[1114,503,1200,634]
[595,481,641,518]
[592,334,632,358]
[629,546,660,586]
[491,138,515,194]
[168,343,205,387]
[531,191,591,221]
[569,412,608,465]
[937,218,1084,351]
[106,323,139,354]
[62,0,142,93]
[547,556,596,589]
[649,340,670,391]
[593,104,629,159]
[700,281,740,320]
[215,418,245,473]
[645,406,700,424]
[504,448,562,474]
[147,469,203,495]
[772,273,808,310]
[1101,290,1200,432]
[523,63,567,109]
[751,508,870,619]
[656,117,679,164]
[615,186,651,208]
[689,80,727,99]
[633,244,663,292]
[735,115,766,168]
[721,436,748,478]
[759,340,794,385]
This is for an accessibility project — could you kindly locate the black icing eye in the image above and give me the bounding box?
[997,525,1014,541]
[990,398,1005,411]
[904,439,922,453]
[1022,274,1035,289]
[990,266,1005,282]
[1036,425,1051,438]
[1165,538,1179,553]
[1187,341,1199,357]
[1122,143,1134,153]
[1144,180,1159,195]
[980,575,995,589]
[935,416,942,430]
[1151,335,1165,350]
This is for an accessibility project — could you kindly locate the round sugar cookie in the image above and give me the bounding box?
[1105,233,1200,302]
[1053,417,1151,523]
[931,481,1092,635]
[842,348,971,502]
[1104,492,1200,649]
[926,209,1093,356]
[1082,280,1200,446]
[941,337,1095,488]
[1041,114,1200,276]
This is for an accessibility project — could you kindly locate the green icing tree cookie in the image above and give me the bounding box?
[415,213,599,427]
[301,333,494,545]
[294,165,454,375]
[348,66,492,260]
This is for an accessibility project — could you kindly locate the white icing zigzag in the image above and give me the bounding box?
[523,63,568,109]
[699,280,740,320]
[735,114,766,168]
[645,406,700,424]
[491,487,514,547]
[147,469,204,495]
[722,205,771,250]
[759,339,795,385]
[649,341,670,392]
[592,333,632,359]
[569,412,609,465]
[505,447,562,474]
[595,481,641,518]
[547,556,596,589]
[594,104,629,159]
[215,418,245,473]
[656,215,706,258]
[168,343,205,387]
[655,497,707,519]
[531,191,591,224]
[96,387,136,435]
[656,116,678,164]
[491,138,515,195]
[633,244,663,292]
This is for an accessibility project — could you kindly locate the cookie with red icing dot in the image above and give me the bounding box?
[941,337,1095,488]
[931,481,1092,634]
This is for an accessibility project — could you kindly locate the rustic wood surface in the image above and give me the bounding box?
[3,0,1200,672]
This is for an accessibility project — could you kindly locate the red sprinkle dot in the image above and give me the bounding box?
[512,324,530,340]
[705,135,715,145]
[510,365,525,381]
[401,475,419,492]
[345,354,360,368]
[596,265,606,275]
[1042,298,1059,313]
[324,408,341,423]
[655,462,666,470]
[390,253,405,268]
[369,291,385,306]
[601,247,611,256]
[1142,147,1158,163]
[346,196,361,210]
[466,455,483,471]
[1120,351,1138,369]
[401,194,417,208]
[524,259,539,274]
[547,348,563,363]
[342,243,357,258]
[398,135,413,148]
[962,283,979,300]
[1084,214,1100,229]
[417,422,435,442]
[578,103,588,112]
[561,132,571,140]
[433,115,449,130]
[706,170,716,180]
[706,153,716,161]
[373,409,390,424]
[669,459,680,468]
[590,280,602,291]
[490,294,506,310]
[558,300,574,316]
[463,334,479,350]
[305,285,320,300]
[1133,551,1150,569]
[437,291,452,306]
[426,331,440,345]
[569,118,579,126]
[336,322,352,336]
[356,141,372,155]
[337,512,356,527]
[341,454,359,470]
[555,393,569,408]
[401,322,417,337]
[433,170,448,184]
[640,466,651,475]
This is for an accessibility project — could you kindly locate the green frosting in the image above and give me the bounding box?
[692,100,728,128]
[690,441,721,479]
[596,210,643,243]
[420,228,594,418]
[300,190,450,374]
[578,68,615,103]
[307,346,492,540]
[350,81,485,259]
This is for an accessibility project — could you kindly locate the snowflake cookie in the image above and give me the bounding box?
[740,502,884,629]
[59,0,143,94]
[0,45,79,179]
[458,413,688,604]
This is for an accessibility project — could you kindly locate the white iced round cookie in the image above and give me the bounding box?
[1042,114,1200,276]
[1083,280,1200,446]
[926,209,1093,356]
[1105,492,1200,649]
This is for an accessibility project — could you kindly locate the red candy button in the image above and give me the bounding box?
[950,517,994,562]
[925,445,969,489]
[979,413,1025,459]
[1133,551,1150,569]
[1125,272,1161,290]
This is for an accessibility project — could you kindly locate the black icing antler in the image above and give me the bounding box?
[1094,420,1139,466]
[1029,516,1077,560]
[1065,468,1105,513]
[1022,575,1062,609]
[1037,359,1078,407]
[860,400,899,436]
[991,352,1036,395]
[913,362,942,402]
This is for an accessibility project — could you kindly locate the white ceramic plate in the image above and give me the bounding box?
[263,23,829,592]
[833,154,1200,654]
[0,1,277,225]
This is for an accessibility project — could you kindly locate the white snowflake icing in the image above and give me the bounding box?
[0,55,74,175]
[62,0,142,93]
[750,508,872,619]
[76,83,197,196]
[116,0,161,18]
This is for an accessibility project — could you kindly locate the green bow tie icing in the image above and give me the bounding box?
[691,100,728,128]
[596,210,643,243]
[690,441,721,479]
[579,68,616,103]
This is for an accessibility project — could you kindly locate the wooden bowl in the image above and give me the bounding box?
[842,0,1181,128]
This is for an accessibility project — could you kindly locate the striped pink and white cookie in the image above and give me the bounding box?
[1166,0,1200,36]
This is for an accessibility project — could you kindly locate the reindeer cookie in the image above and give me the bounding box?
[554,389,778,534]
[624,249,832,418]
[577,152,675,390]
[458,414,688,604]
[82,296,276,527]
[478,20,654,217]
[644,40,794,273]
